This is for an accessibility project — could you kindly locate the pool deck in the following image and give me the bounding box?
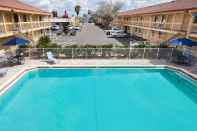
[0,59,196,92]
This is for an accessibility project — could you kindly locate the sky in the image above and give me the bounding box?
[20,0,173,16]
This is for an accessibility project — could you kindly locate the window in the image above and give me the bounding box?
[0,13,3,22]
[193,16,197,24]
[135,28,138,32]
[161,15,166,23]
[139,29,142,33]
[152,31,155,37]
[39,16,42,21]
[154,16,158,22]
[14,14,19,23]
[23,15,27,22]
[140,16,143,21]
[159,31,162,38]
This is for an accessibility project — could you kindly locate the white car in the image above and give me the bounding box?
[68,26,80,31]
[105,27,124,35]
[108,31,129,38]
[51,25,60,30]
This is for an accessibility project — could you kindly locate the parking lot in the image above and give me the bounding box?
[51,23,131,46]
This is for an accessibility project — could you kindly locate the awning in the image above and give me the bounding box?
[3,36,31,46]
[169,38,197,47]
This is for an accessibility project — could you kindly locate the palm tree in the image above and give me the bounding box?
[75,5,81,16]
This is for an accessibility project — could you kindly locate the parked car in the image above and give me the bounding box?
[51,25,60,30]
[104,27,122,32]
[68,26,80,31]
[68,26,73,30]
[88,20,94,23]
[105,27,124,35]
[56,30,63,35]
[73,26,81,31]
[69,29,77,36]
[108,31,129,38]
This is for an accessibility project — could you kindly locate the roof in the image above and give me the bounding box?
[119,0,197,16]
[0,0,51,15]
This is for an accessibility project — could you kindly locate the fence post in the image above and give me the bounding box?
[72,48,74,59]
[157,48,160,59]
[143,48,146,59]
[28,48,31,58]
[101,48,103,57]
[86,48,88,59]
[171,48,174,57]
[56,48,59,58]
[42,48,44,59]
[129,47,131,59]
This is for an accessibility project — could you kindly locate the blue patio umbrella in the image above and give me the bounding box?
[169,38,197,46]
[3,37,31,46]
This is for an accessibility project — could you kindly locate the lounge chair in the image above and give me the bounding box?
[46,52,57,64]
[182,50,193,66]
[0,68,7,77]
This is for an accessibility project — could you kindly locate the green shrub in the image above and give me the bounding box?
[63,45,79,48]
[39,36,51,44]
[159,43,169,48]
[134,43,146,48]
[100,44,113,48]
[63,44,115,49]
[19,44,33,48]
[148,45,158,48]
[133,42,169,48]
[82,44,97,48]
[36,36,60,48]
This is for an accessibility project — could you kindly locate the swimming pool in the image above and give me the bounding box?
[0,67,197,131]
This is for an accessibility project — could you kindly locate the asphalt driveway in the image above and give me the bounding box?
[51,23,130,46]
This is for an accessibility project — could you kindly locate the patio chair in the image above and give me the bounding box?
[0,68,7,77]
[181,50,193,66]
[46,52,57,64]
[171,50,185,64]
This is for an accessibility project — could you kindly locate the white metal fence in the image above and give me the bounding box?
[21,48,175,60]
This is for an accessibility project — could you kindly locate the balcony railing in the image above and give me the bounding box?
[0,23,15,35]
[0,23,5,34]
[20,22,32,31]
[21,21,51,31]
[191,24,197,34]
[150,22,183,31]
[115,20,185,32]
[6,23,15,32]
[0,21,51,35]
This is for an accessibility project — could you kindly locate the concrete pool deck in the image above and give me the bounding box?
[0,59,196,92]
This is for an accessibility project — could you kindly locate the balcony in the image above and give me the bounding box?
[190,24,197,34]
[118,20,185,33]
[0,23,5,34]
[0,23,14,38]
[0,21,51,37]
[189,24,197,37]
[150,22,184,31]
[20,21,51,31]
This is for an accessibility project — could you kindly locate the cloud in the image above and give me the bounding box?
[20,0,173,16]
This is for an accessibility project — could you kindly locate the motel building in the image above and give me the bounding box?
[0,0,51,46]
[113,0,197,51]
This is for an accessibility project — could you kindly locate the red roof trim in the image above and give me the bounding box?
[0,0,51,15]
[119,0,197,17]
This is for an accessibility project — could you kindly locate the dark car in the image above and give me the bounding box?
[69,29,77,36]
[56,30,63,35]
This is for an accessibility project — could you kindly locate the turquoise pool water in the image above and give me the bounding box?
[0,68,197,131]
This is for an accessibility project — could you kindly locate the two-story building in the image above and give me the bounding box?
[0,0,51,45]
[113,0,197,44]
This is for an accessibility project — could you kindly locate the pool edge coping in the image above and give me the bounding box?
[0,65,196,96]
